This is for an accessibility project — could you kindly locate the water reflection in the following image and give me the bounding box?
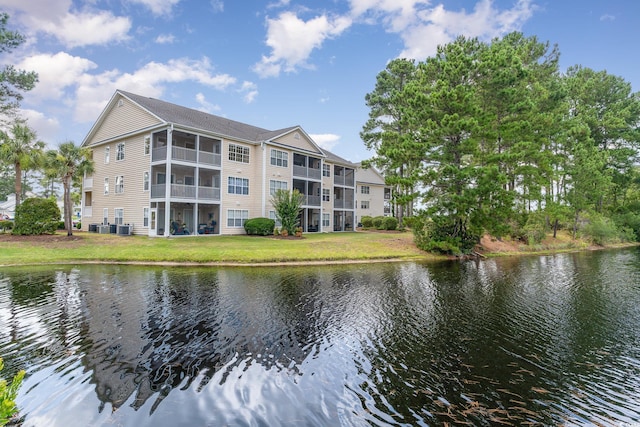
[0,249,639,426]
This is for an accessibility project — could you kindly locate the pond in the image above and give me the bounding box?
[1,248,640,426]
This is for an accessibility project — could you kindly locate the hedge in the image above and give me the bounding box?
[244,217,275,236]
[12,198,60,235]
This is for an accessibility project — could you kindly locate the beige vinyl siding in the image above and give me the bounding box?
[264,145,293,213]
[357,183,387,220]
[86,134,150,233]
[221,140,262,234]
[89,95,161,145]
[272,132,322,154]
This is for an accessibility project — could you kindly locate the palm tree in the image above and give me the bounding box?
[47,141,94,236]
[0,122,44,207]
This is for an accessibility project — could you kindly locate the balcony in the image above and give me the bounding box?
[151,184,220,201]
[334,199,354,209]
[304,195,321,206]
[293,165,322,180]
[152,146,221,167]
[333,175,355,187]
[83,206,93,217]
[83,177,93,189]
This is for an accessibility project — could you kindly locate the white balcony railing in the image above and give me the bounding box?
[83,206,93,217]
[83,177,93,189]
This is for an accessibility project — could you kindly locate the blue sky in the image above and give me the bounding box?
[0,0,638,162]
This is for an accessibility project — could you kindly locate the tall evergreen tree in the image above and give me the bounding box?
[0,13,38,120]
[361,58,421,226]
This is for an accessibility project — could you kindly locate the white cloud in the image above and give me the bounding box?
[600,14,615,22]
[155,34,176,44]
[239,81,258,103]
[128,0,182,16]
[253,11,352,78]
[349,0,535,60]
[210,0,224,13]
[310,133,340,151]
[72,57,237,122]
[29,11,131,48]
[18,109,61,145]
[17,52,97,101]
[195,93,221,113]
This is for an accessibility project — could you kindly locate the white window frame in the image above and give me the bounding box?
[228,143,250,163]
[228,176,249,195]
[322,188,330,202]
[103,208,108,225]
[104,177,109,195]
[269,210,282,227]
[115,175,124,194]
[269,180,288,196]
[361,200,370,209]
[323,164,331,177]
[270,149,288,167]
[143,207,149,227]
[322,213,330,227]
[361,185,370,194]
[104,146,110,164]
[114,208,124,225]
[116,142,125,161]
[144,136,150,155]
[143,171,150,191]
[227,209,249,228]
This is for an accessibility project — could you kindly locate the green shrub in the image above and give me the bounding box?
[372,216,384,229]
[522,213,547,245]
[412,214,479,255]
[244,217,275,236]
[381,216,398,230]
[57,221,66,230]
[13,198,60,235]
[612,211,640,241]
[0,220,13,233]
[360,216,373,228]
[0,357,25,426]
[582,215,619,246]
[76,222,82,230]
[402,216,417,229]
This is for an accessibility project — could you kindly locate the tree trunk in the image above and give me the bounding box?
[64,175,73,236]
[553,218,558,239]
[14,162,22,207]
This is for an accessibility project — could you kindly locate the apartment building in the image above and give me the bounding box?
[80,90,366,236]
[355,164,392,225]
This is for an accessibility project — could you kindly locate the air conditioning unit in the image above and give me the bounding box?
[98,225,110,234]
[117,224,132,235]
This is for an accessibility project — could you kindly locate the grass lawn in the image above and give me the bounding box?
[0,231,433,266]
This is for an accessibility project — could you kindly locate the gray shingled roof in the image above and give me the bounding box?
[119,90,357,166]
[120,90,298,143]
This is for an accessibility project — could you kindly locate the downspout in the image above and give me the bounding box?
[164,124,173,236]
[261,141,266,217]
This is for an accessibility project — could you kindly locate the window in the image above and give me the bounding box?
[116,142,125,161]
[361,200,370,209]
[143,207,149,227]
[103,208,108,225]
[270,149,288,167]
[104,146,110,164]
[227,209,248,227]
[228,143,250,163]
[104,177,109,195]
[143,171,149,191]
[322,213,330,227]
[323,164,331,177]
[144,137,150,155]
[269,210,282,227]
[361,185,370,194]
[114,208,124,225]
[269,180,288,195]
[184,176,194,186]
[115,175,124,194]
[228,177,249,195]
[323,188,330,202]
